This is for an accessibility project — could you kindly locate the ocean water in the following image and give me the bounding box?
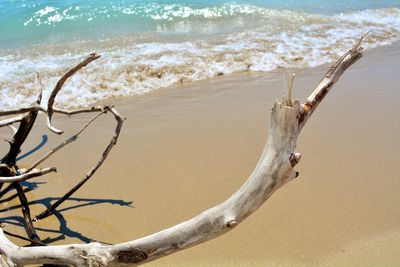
[0,0,399,109]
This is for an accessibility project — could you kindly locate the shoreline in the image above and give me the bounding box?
[1,42,399,266]
[63,39,400,110]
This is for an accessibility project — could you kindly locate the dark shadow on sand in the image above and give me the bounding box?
[1,184,133,245]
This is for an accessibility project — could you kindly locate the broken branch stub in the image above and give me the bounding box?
[0,36,365,266]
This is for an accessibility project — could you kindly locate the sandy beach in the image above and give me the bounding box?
[1,42,400,266]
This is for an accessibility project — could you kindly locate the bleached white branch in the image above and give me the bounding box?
[0,167,56,183]
[0,37,365,266]
[0,106,45,117]
[0,116,24,128]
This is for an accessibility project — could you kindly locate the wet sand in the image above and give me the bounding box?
[1,42,400,266]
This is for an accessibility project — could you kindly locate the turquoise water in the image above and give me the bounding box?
[1,0,399,48]
[1,1,400,109]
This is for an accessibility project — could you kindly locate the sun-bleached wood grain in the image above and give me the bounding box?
[0,37,364,266]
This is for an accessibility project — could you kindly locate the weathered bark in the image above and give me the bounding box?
[0,37,364,266]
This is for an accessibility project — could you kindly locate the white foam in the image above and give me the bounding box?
[1,7,400,110]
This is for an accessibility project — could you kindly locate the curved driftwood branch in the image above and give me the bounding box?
[0,38,364,266]
[47,53,100,135]
[0,55,124,253]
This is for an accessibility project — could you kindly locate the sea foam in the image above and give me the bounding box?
[0,6,399,109]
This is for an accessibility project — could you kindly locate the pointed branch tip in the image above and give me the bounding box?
[287,73,296,107]
[47,116,64,135]
[352,30,372,55]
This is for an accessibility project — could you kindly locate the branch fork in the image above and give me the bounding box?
[0,35,366,266]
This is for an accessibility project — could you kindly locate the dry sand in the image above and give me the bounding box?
[1,42,400,266]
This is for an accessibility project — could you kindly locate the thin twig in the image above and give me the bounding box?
[0,106,45,117]
[34,107,125,221]
[0,106,107,118]
[302,32,366,122]
[351,29,372,55]
[24,107,109,173]
[3,230,46,246]
[53,106,105,116]
[0,116,24,128]
[35,72,43,106]
[47,53,101,135]
[0,167,56,183]
[15,183,41,244]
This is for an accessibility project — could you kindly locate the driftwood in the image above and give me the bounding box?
[0,36,366,266]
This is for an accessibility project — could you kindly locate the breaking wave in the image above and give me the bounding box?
[0,5,399,109]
